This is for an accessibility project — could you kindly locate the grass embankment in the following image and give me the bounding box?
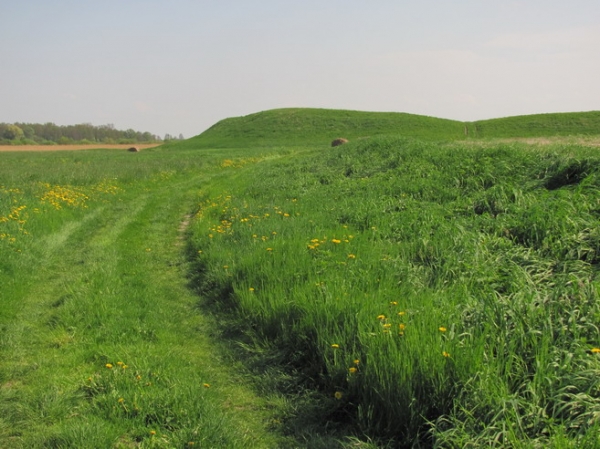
[183,108,467,148]
[0,148,298,448]
[469,111,600,139]
[186,135,600,447]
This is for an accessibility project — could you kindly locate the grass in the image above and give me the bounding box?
[2,107,600,448]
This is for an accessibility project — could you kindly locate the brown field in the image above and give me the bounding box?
[0,143,161,152]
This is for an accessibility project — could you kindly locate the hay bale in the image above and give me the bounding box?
[331,138,348,147]
[127,146,139,152]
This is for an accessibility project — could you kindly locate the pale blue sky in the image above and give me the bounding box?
[1,1,599,138]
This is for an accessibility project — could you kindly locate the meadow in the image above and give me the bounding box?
[2,108,600,448]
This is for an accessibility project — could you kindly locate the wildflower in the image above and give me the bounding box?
[399,323,406,331]
[223,265,229,269]
[353,359,360,365]
[272,231,277,235]
[390,301,398,306]
[383,323,392,329]
[203,383,211,388]
[266,247,273,252]
[105,363,113,369]
[439,326,447,333]
[331,344,340,349]
[349,367,357,374]
[442,351,450,358]
[121,364,128,369]
[118,398,124,403]
[332,239,341,244]
[117,361,124,366]
[398,311,406,316]
[347,254,356,259]
[150,430,156,436]
[334,391,343,400]
[377,314,386,320]
[249,287,255,292]
[283,213,290,217]
[136,375,142,380]
[592,348,600,353]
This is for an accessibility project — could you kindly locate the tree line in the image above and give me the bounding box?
[0,122,184,145]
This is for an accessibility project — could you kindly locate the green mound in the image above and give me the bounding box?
[183,108,467,148]
[167,108,600,150]
[469,111,600,138]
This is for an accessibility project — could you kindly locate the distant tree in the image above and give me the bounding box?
[178,133,184,140]
[3,124,24,140]
[22,126,35,139]
[164,133,173,141]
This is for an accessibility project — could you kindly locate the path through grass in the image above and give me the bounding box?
[0,149,294,448]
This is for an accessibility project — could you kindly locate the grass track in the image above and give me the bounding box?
[0,163,289,447]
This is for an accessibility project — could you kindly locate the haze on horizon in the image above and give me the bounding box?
[1,0,599,139]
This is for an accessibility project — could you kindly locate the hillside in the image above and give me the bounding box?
[468,111,600,138]
[181,108,467,148]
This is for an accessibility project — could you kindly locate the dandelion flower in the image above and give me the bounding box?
[377,314,386,320]
[398,311,406,317]
[592,348,600,353]
[399,323,406,331]
[203,383,211,388]
[249,287,255,292]
[105,363,113,369]
[118,398,124,403]
[390,301,398,306]
[266,247,273,251]
[353,359,360,365]
[347,254,356,259]
[150,430,156,436]
[334,391,343,400]
[349,367,357,374]
[439,326,447,333]
[442,351,450,358]
[331,344,340,349]
[332,239,341,244]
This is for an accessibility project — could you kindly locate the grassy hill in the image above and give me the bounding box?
[181,108,467,148]
[468,111,600,138]
[175,108,600,149]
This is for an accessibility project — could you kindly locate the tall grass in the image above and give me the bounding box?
[188,137,600,447]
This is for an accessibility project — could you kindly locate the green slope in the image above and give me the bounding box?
[181,108,467,148]
[173,108,600,150]
[468,111,600,138]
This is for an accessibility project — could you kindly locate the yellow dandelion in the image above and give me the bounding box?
[383,323,392,329]
[390,301,398,306]
[203,383,211,388]
[150,430,156,436]
[105,363,113,369]
[592,348,600,353]
[347,254,356,259]
[442,351,450,358]
[334,391,343,400]
[439,326,447,333]
[353,359,360,365]
[332,239,341,244]
[349,367,357,374]
[266,247,273,252]
[118,398,124,403]
[331,344,340,349]
[117,361,124,366]
[249,287,255,292]
[399,323,406,331]
[377,314,386,320]
[398,311,406,316]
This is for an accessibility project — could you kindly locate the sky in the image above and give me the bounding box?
[1,0,599,138]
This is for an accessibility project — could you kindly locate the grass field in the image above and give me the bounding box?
[2,108,600,448]
[0,144,161,152]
